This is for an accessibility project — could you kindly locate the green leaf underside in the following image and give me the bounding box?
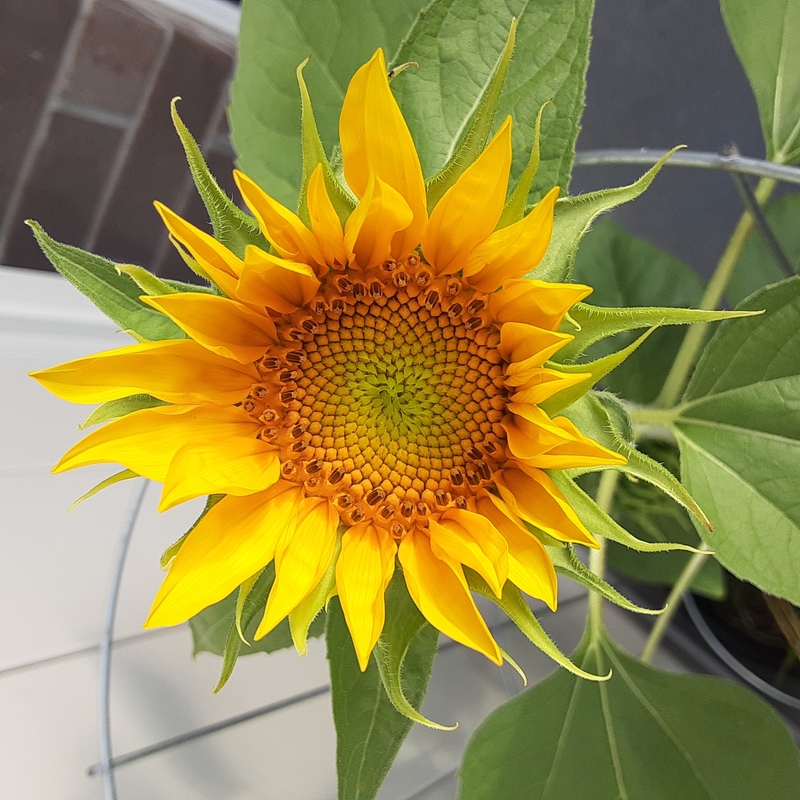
[171,99,267,258]
[561,392,712,531]
[373,572,447,729]
[230,0,429,208]
[393,0,594,205]
[189,563,326,685]
[536,149,681,284]
[541,328,655,415]
[327,596,438,800]
[676,277,800,604]
[547,544,662,615]
[27,221,185,341]
[80,394,168,429]
[720,0,800,164]
[459,631,800,800]
[727,194,800,307]
[423,18,517,211]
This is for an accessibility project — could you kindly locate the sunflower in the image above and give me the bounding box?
[31,49,625,671]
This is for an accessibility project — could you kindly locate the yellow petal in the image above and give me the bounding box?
[421,117,512,276]
[489,279,592,331]
[154,202,243,297]
[498,323,574,386]
[237,246,321,313]
[335,522,397,671]
[502,408,576,462]
[398,528,502,664]
[510,369,591,405]
[145,482,303,627]
[429,509,508,597]
[30,339,259,405]
[141,293,277,364]
[54,403,259,480]
[464,187,560,293]
[474,493,557,610]
[307,164,348,267]
[339,48,427,258]
[519,415,628,470]
[234,170,326,272]
[256,498,339,639]
[159,438,281,511]
[495,466,598,548]
[343,174,413,270]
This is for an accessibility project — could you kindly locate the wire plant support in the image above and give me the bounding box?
[89,147,800,800]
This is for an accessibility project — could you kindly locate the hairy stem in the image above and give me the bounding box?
[640,542,713,663]
[587,470,620,638]
[655,177,777,408]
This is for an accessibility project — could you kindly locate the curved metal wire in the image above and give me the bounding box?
[97,479,149,800]
[573,148,800,186]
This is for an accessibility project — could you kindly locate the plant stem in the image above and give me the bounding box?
[627,406,680,427]
[640,542,713,664]
[655,177,777,409]
[587,470,620,637]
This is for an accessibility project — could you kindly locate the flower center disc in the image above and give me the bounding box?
[244,258,509,534]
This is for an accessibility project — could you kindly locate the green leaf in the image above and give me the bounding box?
[424,19,517,210]
[189,563,326,669]
[171,98,267,258]
[392,0,594,203]
[115,263,214,297]
[79,394,168,429]
[675,276,800,604]
[549,470,699,555]
[327,594,438,800]
[230,0,428,208]
[536,149,680,284]
[540,328,655,415]
[27,221,185,341]
[562,392,712,531]
[547,543,663,615]
[727,194,800,306]
[460,631,800,800]
[721,0,800,164]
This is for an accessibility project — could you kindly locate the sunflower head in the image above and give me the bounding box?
[31,48,625,675]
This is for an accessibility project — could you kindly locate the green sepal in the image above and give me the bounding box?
[372,572,450,730]
[115,263,213,296]
[424,19,517,211]
[557,301,761,362]
[170,98,267,258]
[547,543,663,615]
[168,234,217,287]
[541,328,656,415]
[160,494,223,570]
[562,392,713,530]
[467,569,611,680]
[549,469,701,555]
[296,60,356,227]
[27,220,185,341]
[289,529,342,656]
[234,571,263,644]
[499,100,548,228]
[79,394,168,429]
[535,147,683,283]
[68,469,138,511]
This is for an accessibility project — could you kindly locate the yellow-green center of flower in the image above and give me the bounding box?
[242,257,509,533]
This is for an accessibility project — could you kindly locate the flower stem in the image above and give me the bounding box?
[655,177,777,409]
[640,542,713,664]
[587,470,620,638]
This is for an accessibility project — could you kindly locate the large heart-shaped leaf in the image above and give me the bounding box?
[460,632,800,799]
[675,277,800,604]
[230,0,428,208]
[391,0,595,203]
[721,0,800,164]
